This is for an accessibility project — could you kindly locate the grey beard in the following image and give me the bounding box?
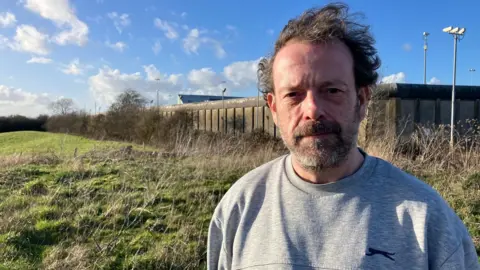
[284,130,358,172]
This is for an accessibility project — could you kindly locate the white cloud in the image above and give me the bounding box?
[181,12,187,18]
[87,58,260,107]
[61,58,92,75]
[152,40,161,55]
[188,68,223,88]
[88,65,184,105]
[267,29,274,35]
[154,19,179,40]
[107,12,130,34]
[403,43,412,52]
[186,68,228,96]
[0,85,52,116]
[0,12,17,28]
[105,41,127,52]
[183,28,226,58]
[143,65,182,85]
[186,58,260,95]
[8,24,49,55]
[381,72,406,84]
[183,29,201,53]
[24,0,88,46]
[428,77,441,85]
[27,56,52,64]
[223,58,261,88]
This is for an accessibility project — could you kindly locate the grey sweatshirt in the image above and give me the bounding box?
[207,151,479,269]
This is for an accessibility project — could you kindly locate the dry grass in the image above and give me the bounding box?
[0,131,286,269]
[0,125,479,269]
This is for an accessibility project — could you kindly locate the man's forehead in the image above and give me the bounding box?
[272,41,354,88]
[273,40,353,70]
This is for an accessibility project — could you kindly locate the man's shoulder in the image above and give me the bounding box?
[372,156,443,201]
[371,156,462,221]
[212,154,288,218]
[227,154,287,197]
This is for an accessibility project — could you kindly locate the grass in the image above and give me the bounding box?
[0,131,150,156]
[0,131,281,269]
[0,130,479,268]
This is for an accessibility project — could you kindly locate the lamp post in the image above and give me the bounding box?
[469,68,476,86]
[218,81,227,133]
[442,26,466,148]
[423,32,429,84]
[155,78,160,108]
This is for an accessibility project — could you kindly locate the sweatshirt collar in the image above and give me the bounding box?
[284,148,378,196]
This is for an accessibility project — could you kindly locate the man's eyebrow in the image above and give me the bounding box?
[282,80,348,90]
[317,80,348,88]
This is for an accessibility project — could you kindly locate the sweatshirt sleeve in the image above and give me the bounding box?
[439,224,480,270]
[207,217,231,270]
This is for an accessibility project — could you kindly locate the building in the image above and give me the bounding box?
[159,84,480,143]
[177,94,243,104]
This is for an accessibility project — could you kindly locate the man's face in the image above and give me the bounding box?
[268,40,369,171]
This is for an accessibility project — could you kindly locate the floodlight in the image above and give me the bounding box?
[458,28,466,35]
[423,32,429,36]
[443,26,453,33]
[449,27,459,34]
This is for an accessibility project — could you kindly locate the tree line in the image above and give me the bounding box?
[44,89,192,148]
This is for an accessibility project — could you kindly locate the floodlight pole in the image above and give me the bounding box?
[423,32,429,84]
[443,26,465,149]
[469,68,476,86]
[222,87,227,133]
[450,34,458,148]
[155,78,160,113]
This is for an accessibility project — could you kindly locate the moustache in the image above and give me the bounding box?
[293,120,342,138]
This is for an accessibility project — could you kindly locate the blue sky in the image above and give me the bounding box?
[0,0,479,116]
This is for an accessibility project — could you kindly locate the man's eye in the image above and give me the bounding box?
[285,92,298,98]
[327,88,340,94]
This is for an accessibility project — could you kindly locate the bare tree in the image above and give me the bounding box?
[49,98,76,115]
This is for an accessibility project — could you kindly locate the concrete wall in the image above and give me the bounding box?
[159,84,480,141]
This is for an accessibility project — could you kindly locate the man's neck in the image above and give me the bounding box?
[292,148,365,184]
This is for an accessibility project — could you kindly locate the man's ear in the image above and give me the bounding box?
[267,92,278,126]
[358,86,371,120]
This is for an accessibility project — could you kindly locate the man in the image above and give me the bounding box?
[208,3,479,269]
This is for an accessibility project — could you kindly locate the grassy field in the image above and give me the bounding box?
[0,131,282,269]
[0,131,149,156]
[0,131,478,269]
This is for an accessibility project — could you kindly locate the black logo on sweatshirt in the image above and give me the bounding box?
[365,248,395,261]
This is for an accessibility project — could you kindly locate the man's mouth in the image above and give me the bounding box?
[301,132,333,138]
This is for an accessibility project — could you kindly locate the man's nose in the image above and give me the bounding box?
[302,91,326,121]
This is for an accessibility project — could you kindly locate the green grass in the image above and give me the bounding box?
[0,131,149,156]
[0,131,478,268]
[0,132,256,269]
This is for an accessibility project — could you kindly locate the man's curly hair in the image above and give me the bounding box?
[257,3,381,101]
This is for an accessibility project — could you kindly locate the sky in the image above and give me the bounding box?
[0,0,479,117]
